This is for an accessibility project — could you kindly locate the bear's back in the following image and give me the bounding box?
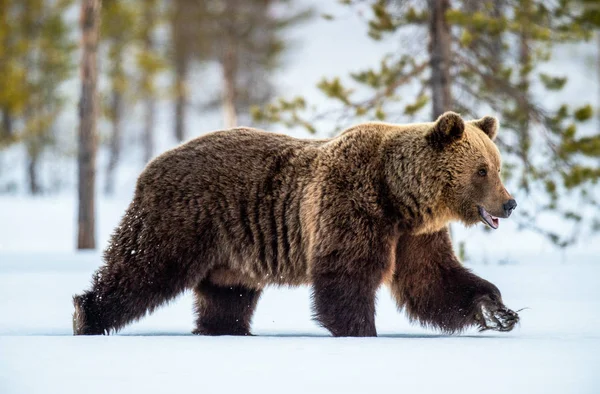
[128,128,331,282]
[138,128,325,192]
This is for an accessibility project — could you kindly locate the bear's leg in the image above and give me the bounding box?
[312,273,379,337]
[73,259,202,335]
[193,280,262,336]
[391,227,519,333]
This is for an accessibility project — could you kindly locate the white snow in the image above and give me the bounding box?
[1,255,599,394]
[1,197,600,394]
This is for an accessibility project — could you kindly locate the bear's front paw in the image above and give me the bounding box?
[474,297,519,332]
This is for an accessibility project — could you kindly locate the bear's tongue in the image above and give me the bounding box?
[479,207,499,229]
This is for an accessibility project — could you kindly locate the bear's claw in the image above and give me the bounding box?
[475,299,519,332]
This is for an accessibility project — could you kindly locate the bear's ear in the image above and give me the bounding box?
[470,116,498,141]
[426,111,465,149]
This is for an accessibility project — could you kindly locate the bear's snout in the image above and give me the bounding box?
[503,199,517,217]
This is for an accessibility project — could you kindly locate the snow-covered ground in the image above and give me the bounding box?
[1,197,600,394]
[1,254,600,394]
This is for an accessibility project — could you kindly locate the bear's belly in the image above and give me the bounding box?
[207,264,311,289]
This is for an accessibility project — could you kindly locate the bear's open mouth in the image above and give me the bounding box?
[478,206,499,229]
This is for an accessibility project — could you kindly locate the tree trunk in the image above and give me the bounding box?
[1,109,12,140]
[22,4,42,196]
[142,4,156,162]
[142,103,154,165]
[27,147,40,195]
[174,59,187,142]
[77,0,101,250]
[143,96,156,163]
[597,31,600,131]
[428,0,453,240]
[221,38,238,129]
[517,2,532,190]
[172,0,190,143]
[104,89,122,195]
[428,0,452,119]
[24,106,41,195]
[0,1,10,141]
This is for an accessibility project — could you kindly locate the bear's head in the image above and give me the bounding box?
[426,111,516,229]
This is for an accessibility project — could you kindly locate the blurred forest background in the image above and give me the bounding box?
[0,0,599,252]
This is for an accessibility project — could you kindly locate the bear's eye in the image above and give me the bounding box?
[478,168,487,177]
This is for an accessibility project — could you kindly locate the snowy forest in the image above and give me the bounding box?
[0,0,599,253]
[1,1,600,393]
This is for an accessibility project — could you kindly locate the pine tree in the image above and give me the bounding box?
[217,0,312,127]
[167,0,311,133]
[254,0,600,247]
[0,0,27,144]
[574,0,600,129]
[101,0,167,182]
[137,0,164,163]
[169,0,206,142]
[101,0,135,195]
[0,0,76,194]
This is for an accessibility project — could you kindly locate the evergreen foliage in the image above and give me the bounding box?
[253,0,600,247]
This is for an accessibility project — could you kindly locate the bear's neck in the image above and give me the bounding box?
[381,134,454,234]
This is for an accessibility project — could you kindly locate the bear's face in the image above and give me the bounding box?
[427,112,516,230]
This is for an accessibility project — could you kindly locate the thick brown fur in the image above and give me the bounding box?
[390,228,516,333]
[73,111,519,336]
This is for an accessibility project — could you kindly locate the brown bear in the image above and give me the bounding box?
[73,111,519,337]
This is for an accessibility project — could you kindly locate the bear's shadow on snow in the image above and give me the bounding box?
[116,331,506,339]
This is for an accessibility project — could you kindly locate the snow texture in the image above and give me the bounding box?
[1,215,599,393]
